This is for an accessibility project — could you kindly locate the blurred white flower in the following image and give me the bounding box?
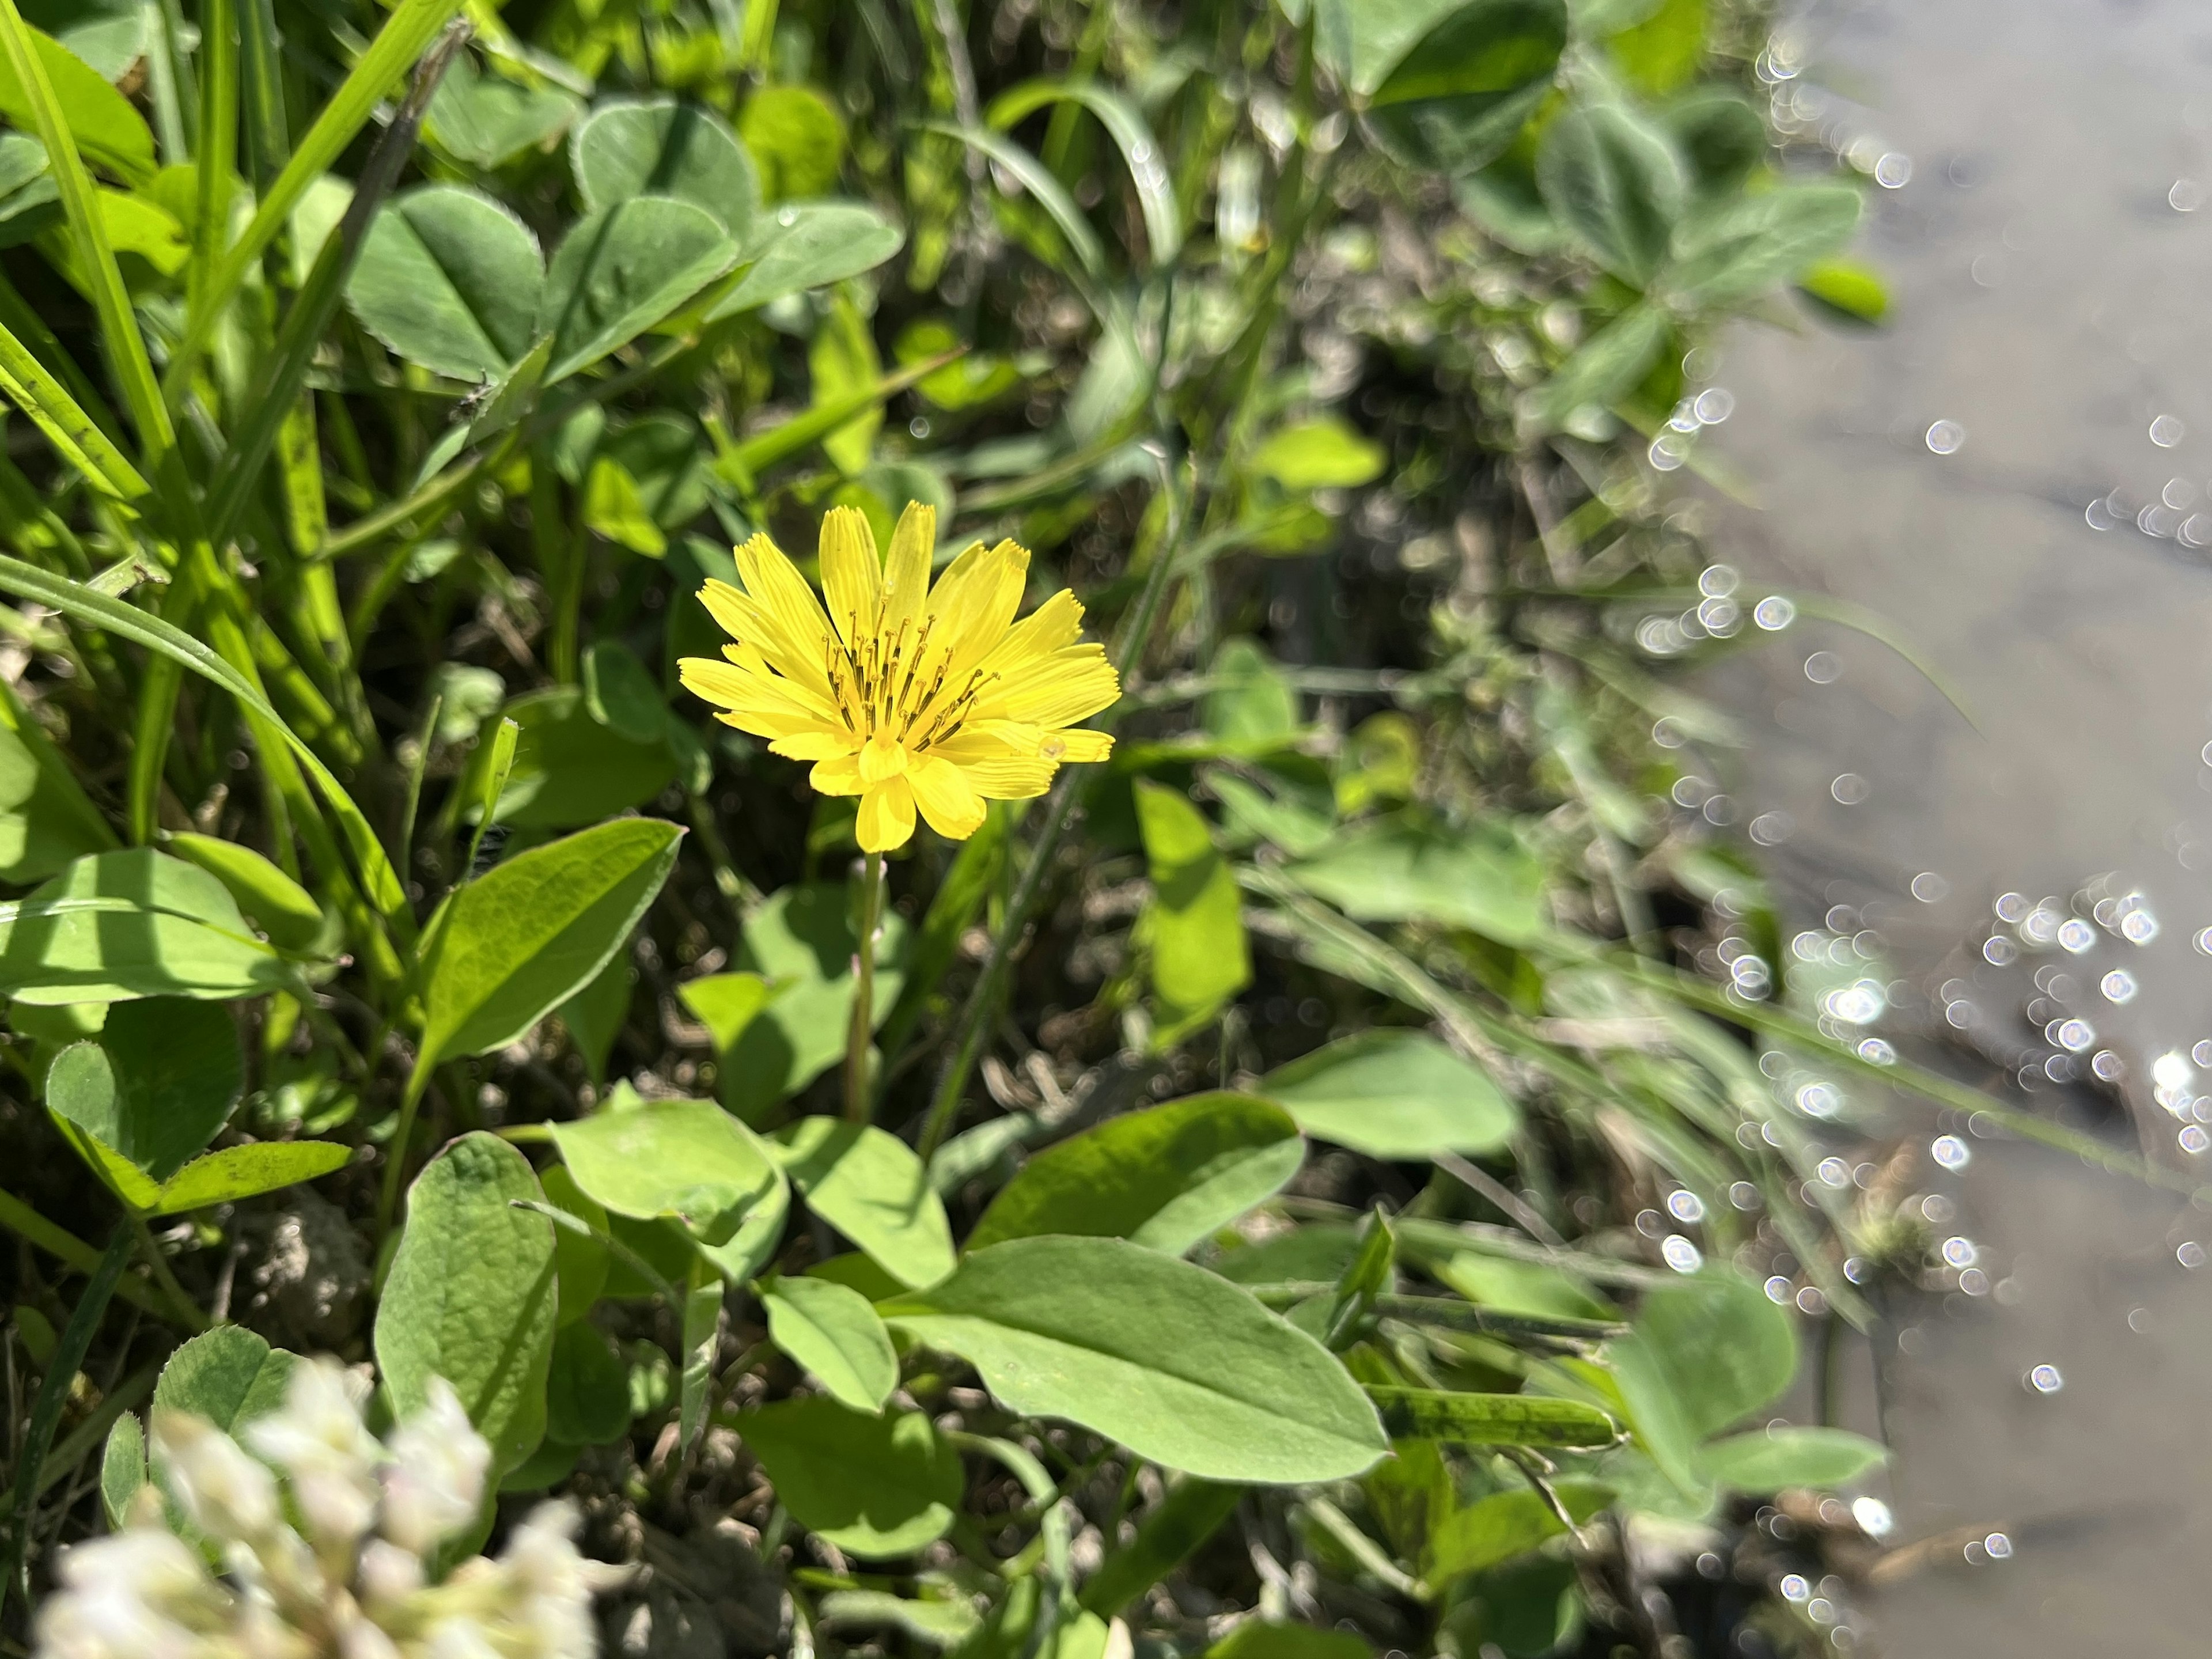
[381,1378,490,1555]
[35,1367,605,1659]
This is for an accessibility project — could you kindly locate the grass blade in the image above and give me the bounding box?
[0,317,150,499]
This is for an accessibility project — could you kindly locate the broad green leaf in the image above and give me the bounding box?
[142,1141,351,1215]
[817,1590,980,1649]
[1609,0,1706,93]
[1698,1426,1887,1491]
[550,1097,783,1245]
[537,196,738,382]
[377,1132,558,1475]
[677,971,774,1061]
[164,834,325,953]
[1797,258,1889,325]
[582,456,666,555]
[0,25,153,187]
[1430,1251,1614,1321]
[965,1093,1304,1257]
[19,0,142,81]
[1668,179,1862,306]
[425,53,582,169]
[1259,1030,1517,1158]
[738,86,846,200]
[540,1162,609,1320]
[1365,0,1569,176]
[1248,416,1387,490]
[1366,1385,1619,1448]
[760,1274,897,1412]
[1134,779,1250,1046]
[100,1410,143,1528]
[771,1118,955,1290]
[710,200,905,318]
[1314,0,1467,95]
[47,997,241,1180]
[470,687,677,828]
[573,97,757,238]
[1658,88,1767,199]
[880,1236,1387,1482]
[738,1396,962,1558]
[1535,101,1687,282]
[417,818,683,1071]
[1207,771,1335,857]
[595,416,714,535]
[347,185,545,381]
[544,1323,631,1446]
[1423,1481,1610,1583]
[1285,817,1545,944]
[0,684,114,884]
[0,849,289,1003]
[810,287,882,475]
[1627,1270,1797,1440]
[1202,639,1301,749]
[1523,303,1669,429]
[153,1326,298,1433]
[726,882,906,1118]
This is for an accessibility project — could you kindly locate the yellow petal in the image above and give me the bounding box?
[678,657,832,738]
[975,589,1084,677]
[811,754,865,794]
[1044,728,1113,763]
[857,777,916,851]
[927,538,1030,679]
[819,507,882,648]
[768,730,858,762]
[908,753,987,840]
[957,756,1058,799]
[732,537,839,676]
[974,646,1121,729]
[880,501,935,641]
[700,575,833,700]
[859,733,907,783]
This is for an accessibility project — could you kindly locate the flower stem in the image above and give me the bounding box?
[844,851,885,1122]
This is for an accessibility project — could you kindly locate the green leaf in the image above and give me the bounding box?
[550,1096,783,1245]
[100,1409,143,1528]
[965,1093,1304,1257]
[724,882,906,1118]
[376,1132,558,1475]
[0,681,114,885]
[153,1326,297,1434]
[1658,87,1766,200]
[760,1274,898,1412]
[738,1396,962,1558]
[1698,1426,1885,1492]
[1249,415,1387,489]
[1523,302,1669,430]
[1366,1385,1619,1448]
[417,817,683,1072]
[709,200,905,319]
[1134,779,1250,1046]
[1609,0,1705,93]
[1365,0,1569,176]
[537,196,738,382]
[0,23,153,187]
[46,997,241,1181]
[346,185,545,382]
[1258,1030,1518,1160]
[817,1590,980,1649]
[556,948,632,1085]
[1605,1270,1795,1490]
[18,0,142,81]
[1535,101,1687,282]
[141,1141,351,1215]
[1201,638,1301,749]
[573,97,758,238]
[880,1236,1387,1482]
[738,85,845,201]
[1423,1481,1609,1582]
[0,848,290,1003]
[810,287,882,475]
[771,1118,955,1290]
[582,456,666,555]
[164,834,325,953]
[1668,180,1862,306]
[471,687,678,828]
[1796,257,1889,325]
[540,1162,609,1320]
[425,53,582,169]
[1315,0,1467,96]
[544,1323,631,1446]
[1204,1625,1372,1659]
[1285,817,1545,944]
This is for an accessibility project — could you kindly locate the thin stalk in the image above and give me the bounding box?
[128,1213,208,1333]
[844,853,885,1123]
[0,1221,131,1616]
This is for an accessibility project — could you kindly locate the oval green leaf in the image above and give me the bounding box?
[347,184,546,382]
[164,833,326,953]
[879,1236,1388,1483]
[46,996,241,1180]
[573,97,757,237]
[1698,1426,1887,1493]
[760,1274,897,1413]
[538,196,738,382]
[738,1396,962,1558]
[1259,1030,1518,1159]
[771,1118,954,1290]
[550,1096,783,1245]
[1285,817,1546,944]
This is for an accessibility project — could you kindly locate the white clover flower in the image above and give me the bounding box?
[422,1611,505,1659]
[246,1360,382,1551]
[380,1379,490,1556]
[153,1412,281,1542]
[354,1539,424,1609]
[494,1504,602,1659]
[38,1525,225,1659]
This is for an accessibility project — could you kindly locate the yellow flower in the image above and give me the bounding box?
[679,502,1120,853]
